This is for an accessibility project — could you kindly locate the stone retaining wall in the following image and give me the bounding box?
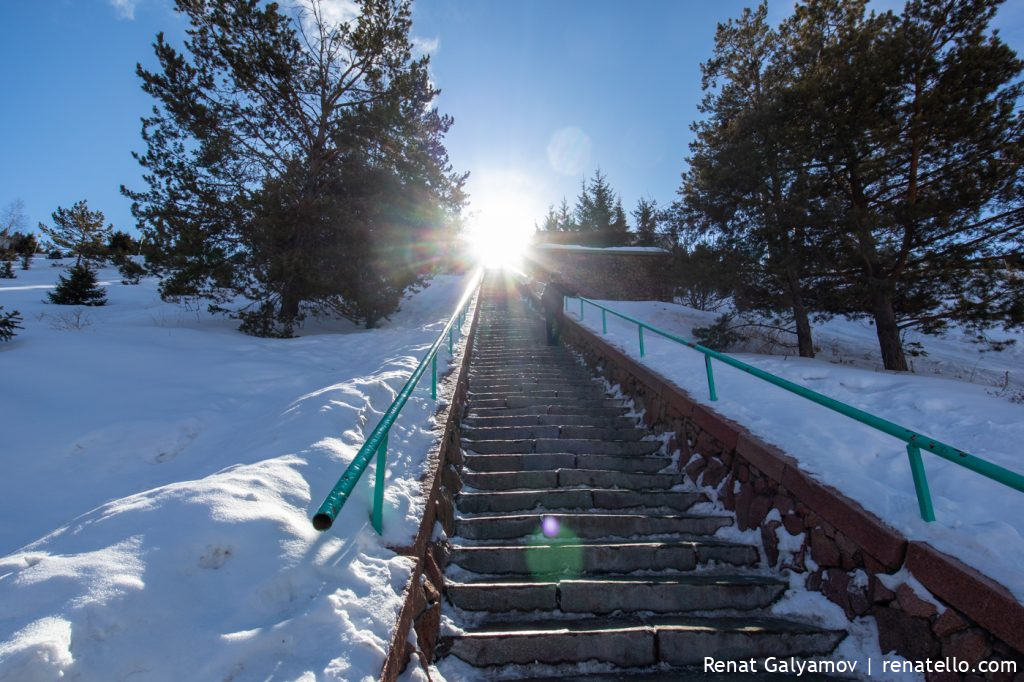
[525,244,671,301]
[559,312,1024,682]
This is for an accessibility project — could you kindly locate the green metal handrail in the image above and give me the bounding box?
[566,295,1024,523]
[311,271,482,533]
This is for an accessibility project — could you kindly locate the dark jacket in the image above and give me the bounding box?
[541,280,572,315]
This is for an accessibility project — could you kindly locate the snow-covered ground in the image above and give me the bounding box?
[573,300,1024,602]
[0,258,476,681]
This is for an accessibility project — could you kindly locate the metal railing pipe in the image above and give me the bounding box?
[565,295,1024,516]
[312,271,482,532]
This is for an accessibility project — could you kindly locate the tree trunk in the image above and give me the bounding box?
[279,284,300,331]
[785,269,815,358]
[793,301,814,358]
[872,289,908,371]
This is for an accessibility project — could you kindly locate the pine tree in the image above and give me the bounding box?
[118,258,145,285]
[20,253,31,270]
[124,0,464,335]
[47,263,107,306]
[632,198,660,246]
[0,260,14,279]
[790,0,1024,370]
[679,2,824,358]
[107,230,139,264]
[0,306,22,342]
[572,170,630,247]
[38,200,112,266]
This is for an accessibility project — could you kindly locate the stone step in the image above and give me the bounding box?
[470,361,582,371]
[442,615,845,668]
[468,405,630,419]
[448,539,759,575]
[468,374,596,384]
[462,414,638,429]
[461,468,682,491]
[469,367,589,376]
[463,453,672,474]
[464,438,660,456]
[446,574,788,614]
[454,512,732,541]
[455,488,707,514]
[468,380,604,392]
[468,375,597,385]
[469,388,608,401]
[464,425,561,441]
[463,426,647,442]
[469,389,609,402]
[471,354,572,363]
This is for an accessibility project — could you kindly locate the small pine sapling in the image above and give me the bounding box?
[47,263,107,306]
[20,253,31,270]
[0,260,15,279]
[118,258,145,284]
[0,306,22,341]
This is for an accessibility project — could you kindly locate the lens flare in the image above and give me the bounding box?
[547,126,591,176]
[541,515,560,538]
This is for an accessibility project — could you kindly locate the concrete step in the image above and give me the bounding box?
[463,415,638,429]
[464,438,660,456]
[463,425,647,442]
[455,512,733,541]
[446,574,787,613]
[442,615,845,667]
[468,406,630,418]
[461,468,682,491]
[448,539,759,575]
[462,453,672,474]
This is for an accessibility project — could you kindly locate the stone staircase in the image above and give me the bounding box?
[436,274,847,679]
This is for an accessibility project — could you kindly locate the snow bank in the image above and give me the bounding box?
[574,299,1024,602]
[0,259,475,680]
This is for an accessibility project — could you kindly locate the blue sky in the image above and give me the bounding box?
[1,0,1022,243]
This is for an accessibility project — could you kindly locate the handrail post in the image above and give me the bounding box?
[371,430,389,533]
[705,355,718,401]
[448,327,454,355]
[638,325,645,357]
[906,444,936,522]
[431,354,437,400]
[601,309,607,334]
[579,297,584,320]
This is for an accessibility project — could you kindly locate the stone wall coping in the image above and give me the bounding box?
[905,542,1024,653]
[559,312,1024,656]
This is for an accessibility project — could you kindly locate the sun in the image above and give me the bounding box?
[465,197,536,270]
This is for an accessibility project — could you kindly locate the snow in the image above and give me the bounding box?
[0,259,477,680]
[573,299,1024,602]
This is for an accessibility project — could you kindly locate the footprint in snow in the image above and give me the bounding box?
[198,545,233,570]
